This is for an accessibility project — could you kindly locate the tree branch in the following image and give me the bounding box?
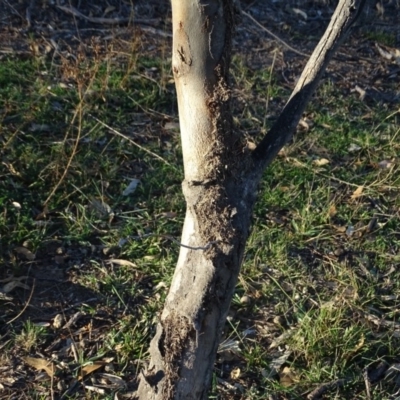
[252,0,367,173]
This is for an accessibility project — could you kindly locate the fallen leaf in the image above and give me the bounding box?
[154,281,168,291]
[34,322,51,327]
[333,225,347,233]
[385,364,400,382]
[350,186,364,200]
[14,246,35,261]
[79,362,105,380]
[280,366,299,387]
[83,385,105,394]
[53,314,64,329]
[242,327,256,337]
[107,259,137,268]
[29,123,51,132]
[313,158,330,167]
[348,143,361,152]
[2,279,30,293]
[246,140,256,150]
[118,238,128,247]
[218,339,240,354]
[375,43,392,60]
[292,8,307,19]
[230,367,241,380]
[90,198,113,217]
[265,350,292,378]
[114,344,124,352]
[367,217,378,232]
[164,121,180,132]
[378,160,394,169]
[2,161,21,177]
[0,292,13,300]
[35,206,49,220]
[278,147,287,156]
[353,85,366,100]
[62,311,83,329]
[122,179,140,196]
[346,225,355,237]
[24,357,55,377]
[103,5,116,15]
[298,118,310,130]
[328,204,337,217]
[98,372,125,387]
[288,157,304,167]
[269,330,295,349]
[376,2,384,15]
[160,211,177,219]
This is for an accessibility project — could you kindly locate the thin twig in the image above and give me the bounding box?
[363,368,372,400]
[3,0,24,19]
[45,88,172,172]
[307,379,346,399]
[57,5,162,27]
[127,95,172,119]
[7,279,36,324]
[264,49,278,128]
[43,104,82,206]
[25,4,32,28]
[89,114,171,166]
[282,157,370,188]
[242,11,310,58]
[57,5,131,25]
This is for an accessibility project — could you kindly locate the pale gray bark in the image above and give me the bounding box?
[136,1,366,399]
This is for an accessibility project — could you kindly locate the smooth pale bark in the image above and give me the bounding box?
[137,1,366,399]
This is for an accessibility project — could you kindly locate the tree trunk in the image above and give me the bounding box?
[137,1,366,399]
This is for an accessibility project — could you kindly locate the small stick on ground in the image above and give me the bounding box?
[6,279,36,325]
[307,379,346,400]
[242,10,310,58]
[363,368,372,400]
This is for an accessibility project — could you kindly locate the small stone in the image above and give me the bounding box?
[53,314,64,329]
[334,247,345,256]
[56,247,64,255]
[57,380,66,391]
[105,363,115,372]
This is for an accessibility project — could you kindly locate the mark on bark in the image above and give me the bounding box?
[160,312,195,399]
[177,46,192,66]
[173,26,192,77]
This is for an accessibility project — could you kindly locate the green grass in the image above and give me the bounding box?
[234,89,400,397]
[364,31,396,46]
[13,320,49,352]
[1,31,400,400]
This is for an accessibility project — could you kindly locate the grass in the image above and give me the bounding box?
[1,20,400,400]
[13,320,49,352]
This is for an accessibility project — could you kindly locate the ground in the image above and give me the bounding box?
[0,0,399,399]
